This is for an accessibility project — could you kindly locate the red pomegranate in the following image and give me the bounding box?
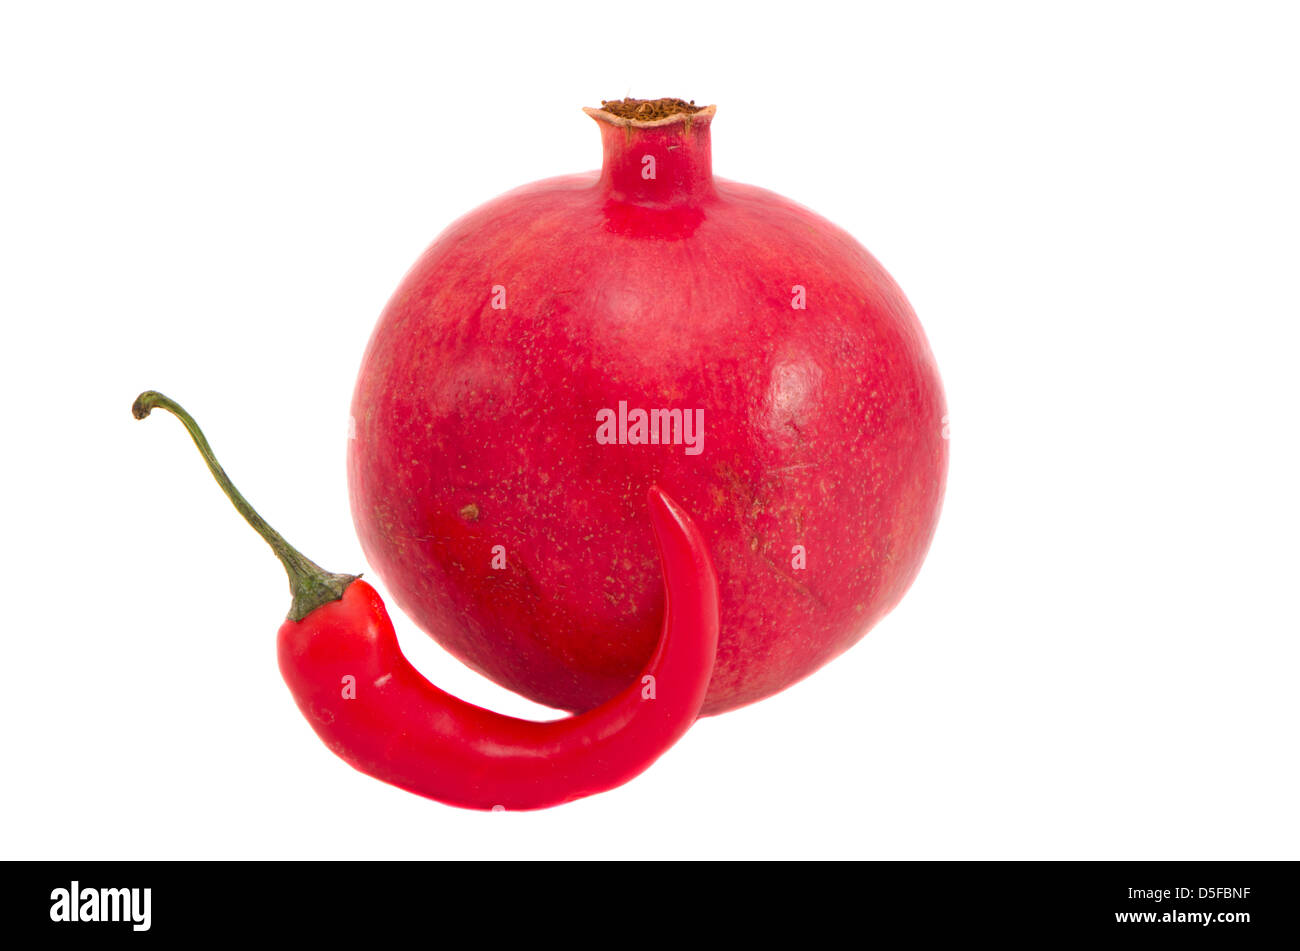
[349,98,946,716]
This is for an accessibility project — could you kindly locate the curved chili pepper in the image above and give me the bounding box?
[133,391,719,810]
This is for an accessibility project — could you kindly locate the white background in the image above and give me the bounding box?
[2,1,1297,860]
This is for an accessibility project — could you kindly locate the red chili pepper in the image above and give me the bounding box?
[133,391,719,810]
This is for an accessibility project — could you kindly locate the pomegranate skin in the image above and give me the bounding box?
[349,104,946,716]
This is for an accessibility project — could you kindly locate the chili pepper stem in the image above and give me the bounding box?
[132,390,358,621]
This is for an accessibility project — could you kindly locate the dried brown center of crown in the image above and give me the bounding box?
[596,97,704,121]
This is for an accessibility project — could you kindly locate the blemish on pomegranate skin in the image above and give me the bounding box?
[764,358,824,442]
[459,503,481,521]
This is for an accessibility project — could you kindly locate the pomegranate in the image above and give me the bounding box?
[349,98,946,716]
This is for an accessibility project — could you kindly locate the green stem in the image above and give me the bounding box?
[133,390,357,621]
